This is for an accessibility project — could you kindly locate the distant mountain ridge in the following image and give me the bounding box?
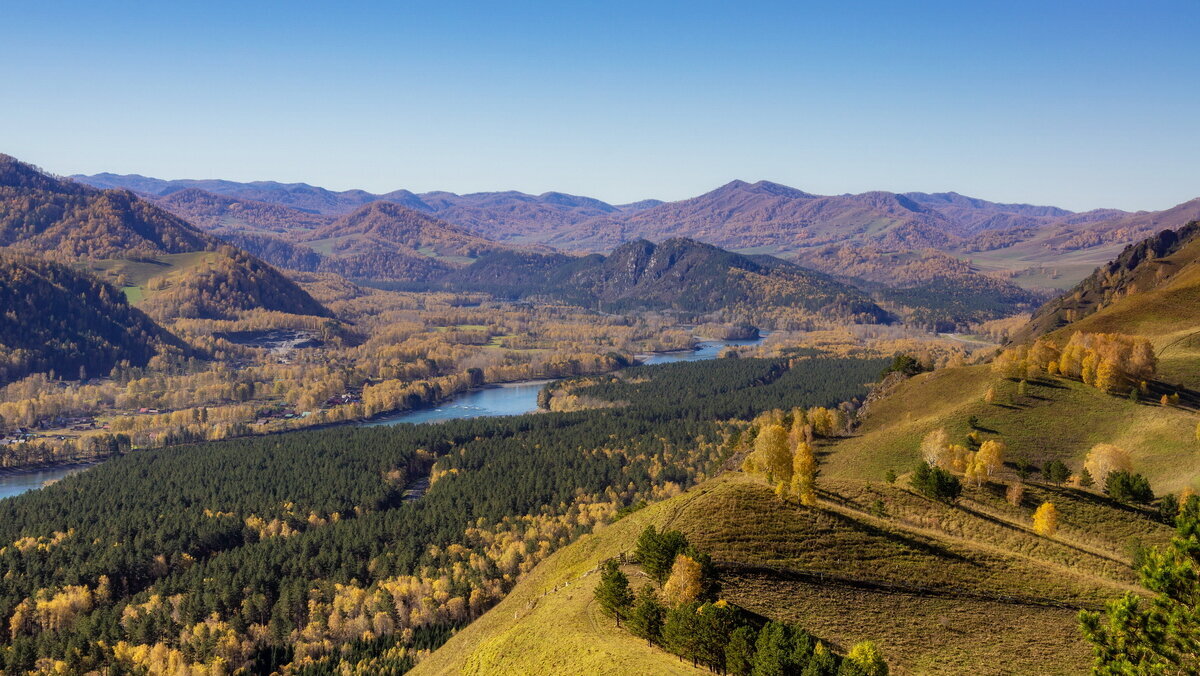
[77,172,1195,268]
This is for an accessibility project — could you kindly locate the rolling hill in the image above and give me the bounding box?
[415,221,1200,675]
[0,253,189,384]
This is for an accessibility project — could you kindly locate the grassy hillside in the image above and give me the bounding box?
[416,471,1167,675]
[84,251,215,304]
[823,364,1200,494]
[411,498,708,675]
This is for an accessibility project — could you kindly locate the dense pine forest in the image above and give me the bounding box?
[0,354,885,673]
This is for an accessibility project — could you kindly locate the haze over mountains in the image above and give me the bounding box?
[72,169,1200,332]
[76,172,1200,290]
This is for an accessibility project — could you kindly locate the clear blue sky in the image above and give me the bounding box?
[3,1,1197,211]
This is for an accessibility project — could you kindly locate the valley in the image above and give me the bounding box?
[0,151,1198,675]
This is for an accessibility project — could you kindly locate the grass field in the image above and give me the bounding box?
[83,251,216,304]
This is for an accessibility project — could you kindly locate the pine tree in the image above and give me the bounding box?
[594,559,634,624]
[1043,460,1070,484]
[752,621,791,676]
[1079,495,1200,673]
[635,525,688,584]
[627,586,665,645]
[727,625,758,676]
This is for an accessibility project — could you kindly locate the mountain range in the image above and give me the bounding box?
[75,174,1200,284]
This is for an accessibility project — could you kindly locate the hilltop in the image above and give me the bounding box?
[1,155,215,259]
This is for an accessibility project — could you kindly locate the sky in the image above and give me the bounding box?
[2,1,1197,212]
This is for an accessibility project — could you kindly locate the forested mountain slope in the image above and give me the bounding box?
[1,155,331,322]
[0,253,189,384]
[0,155,215,259]
[438,238,893,324]
[0,354,885,674]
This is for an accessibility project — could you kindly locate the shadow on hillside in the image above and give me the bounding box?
[817,491,976,565]
[1034,482,1156,518]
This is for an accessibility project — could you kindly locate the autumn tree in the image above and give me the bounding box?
[846,640,889,676]
[662,554,704,607]
[920,428,949,467]
[790,441,817,506]
[1006,482,1025,507]
[1033,501,1058,537]
[1084,443,1133,487]
[752,423,792,484]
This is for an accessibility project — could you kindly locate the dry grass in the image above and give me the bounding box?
[416,473,1164,675]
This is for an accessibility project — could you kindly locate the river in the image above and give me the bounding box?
[0,334,767,499]
[0,464,95,500]
[362,334,767,426]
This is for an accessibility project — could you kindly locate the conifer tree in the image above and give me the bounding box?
[752,621,791,676]
[627,586,665,645]
[1079,496,1200,673]
[594,559,634,625]
[727,625,758,676]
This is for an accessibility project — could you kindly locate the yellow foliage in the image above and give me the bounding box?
[661,554,703,606]
[1032,501,1058,537]
[1084,443,1133,484]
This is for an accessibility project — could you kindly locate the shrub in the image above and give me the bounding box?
[1043,460,1070,484]
[911,461,962,502]
[1105,471,1154,504]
